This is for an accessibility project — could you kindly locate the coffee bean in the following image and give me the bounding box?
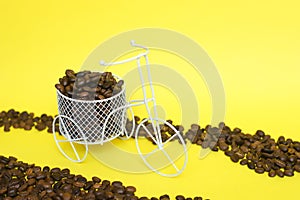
[82,181,92,190]
[240,145,249,153]
[294,165,300,172]
[286,138,293,145]
[279,144,288,152]
[288,155,297,164]
[277,136,285,143]
[93,183,101,189]
[82,86,94,92]
[255,130,265,137]
[256,161,263,168]
[18,183,28,192]
[261,152,274,159]
[62,192,72,200]
[116,80,124,87]
[293,143,300,152]
[92,176,101,183]
[175,195,185,200]
[36,172,46,180]
[230,153,240,163]
[78,91,89,98]
[284,169,294,177]
[194,197,203,200]
[55,84,65,93]
[4,123,11,132]
[27,178,36,186]
[261,148,273,154]
[114,187,125,194]
[7,188,18,197]
[140,197,150,200]
[75,175,87,183]
[276,169,284,177]
[65,69,75,78]
[104,191,114,199]
[274,150,284,159]
[76,77,86,88]
[35,122,46,131]
[73,181,85,188]
[233,127,241,133]
[102,180,110,189]
[97,94,105,100]
[65,178,74,184]
[104,91,113,98]
[76,71,88,77]
[61,77,69,87]
[268,170,276,177]
[52,176,62,184]
[262,163,272,172]
[0,156,10,164]
[247,161,255,170]
[255,167,265,174]
[233,135,244,145]
[274,159,286,168]
[224,150,234,157]
[60,168,69,177]
[240,159,248,165]
[160,195,170,200]
[219,142,229,151]
[235,151,245,159]
[126,186,137,194]
[24,124,32,130]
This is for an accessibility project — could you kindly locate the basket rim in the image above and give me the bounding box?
[56,76,126,103]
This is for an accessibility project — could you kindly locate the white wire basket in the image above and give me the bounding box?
[55,80,127,144]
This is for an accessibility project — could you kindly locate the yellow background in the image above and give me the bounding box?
[1,0,300,199]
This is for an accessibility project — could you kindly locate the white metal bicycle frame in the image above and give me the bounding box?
[100,40,164,147]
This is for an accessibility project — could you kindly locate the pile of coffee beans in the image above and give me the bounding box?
[0,155,207,200]
[55,69,124,100]
[0,109,59,133]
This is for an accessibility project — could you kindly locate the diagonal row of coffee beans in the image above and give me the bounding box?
[1,109,300,178]
[0,155,206,200]
[129,117,300,177]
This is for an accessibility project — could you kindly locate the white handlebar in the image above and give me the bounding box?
[99,40,149,66]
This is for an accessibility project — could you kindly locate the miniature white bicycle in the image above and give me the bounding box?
[53,41,188,177]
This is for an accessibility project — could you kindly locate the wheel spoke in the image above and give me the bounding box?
[68,141,81,161]
[161,148,179,172]
[143,147,160,159]
[140,123,157,144]
[164,132,179,144]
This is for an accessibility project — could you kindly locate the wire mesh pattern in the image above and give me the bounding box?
[56,86,127,144]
